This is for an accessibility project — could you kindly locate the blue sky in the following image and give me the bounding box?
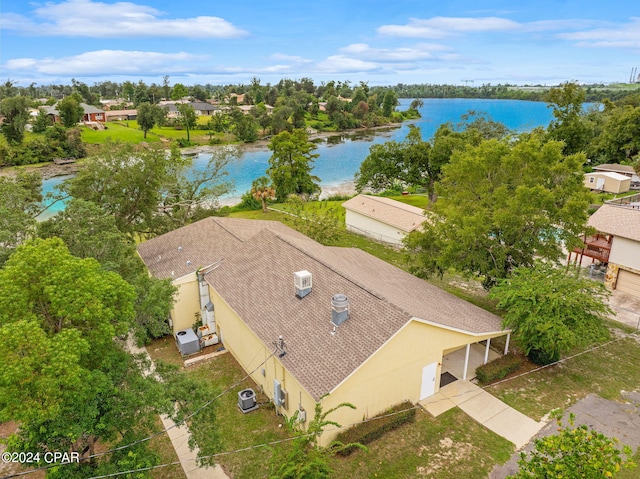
[1,0,638,88]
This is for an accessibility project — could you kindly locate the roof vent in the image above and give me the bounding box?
[331,294,350,327]
[294,270,312,298]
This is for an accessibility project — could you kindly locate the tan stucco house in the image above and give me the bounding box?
[587,194,640,298]
[342,195,428,246]
[584,171,631,194]
[137,217,509,444]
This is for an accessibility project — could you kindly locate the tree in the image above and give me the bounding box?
[382,89,398,117]
[508,411,636,478]
[0,172,42,266]
[171,83,189,100]
[284,196,341,245]
[32,108,51,133]
[64,141,169,236]
[63,141,234,237]
[178,103,197,143]
[269,401,362,479]
[489,261,611,364]
[545,81,592,155]
[251,176,276,212]
[404,133,592,288]
[0,95,30,144]
[37,199,176,344]
[0,238,171,473]
[157,144,235,231]
[57,95,85,128]
[137,102,165,138]
[267,129,321,201]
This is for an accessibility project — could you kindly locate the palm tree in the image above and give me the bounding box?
[251,176,275,213]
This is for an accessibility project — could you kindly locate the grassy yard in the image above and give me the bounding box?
[329,408,513,479]
[80,121,218,145]
[487,333,640,421]
[145,337,514,479]
[146,337,291,479]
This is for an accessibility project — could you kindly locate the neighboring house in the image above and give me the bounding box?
[593,164,640,188]
[104,109,138,121]
[161,101,220,118]
[584,172,631,193]
[585,194,640,298]
[44,102,105,124]
[342,195,427,246]
[137,217,509,445]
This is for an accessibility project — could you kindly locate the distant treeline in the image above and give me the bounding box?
[389,83,640,103]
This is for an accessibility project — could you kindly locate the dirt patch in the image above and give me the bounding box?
[490,392,640,478]
[417,437,475,476]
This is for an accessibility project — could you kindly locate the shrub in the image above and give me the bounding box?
[333,400,416,456]
[475,353,523,385]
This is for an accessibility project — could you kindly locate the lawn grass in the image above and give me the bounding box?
[329,408,513,479]
[80,121,215,145]
[386,194,429,209]
[487,334,640,421]
[81,122,159,144]
[146,338,291,479]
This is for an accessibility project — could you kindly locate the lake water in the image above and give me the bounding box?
[41,98,556,214]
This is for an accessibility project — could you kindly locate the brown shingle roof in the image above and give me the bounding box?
[342,195,427,232]
[136,217,309,279]
[138,218,505,400]
[588,204,640,242]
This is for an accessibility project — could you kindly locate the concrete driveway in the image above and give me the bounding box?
[608,290,640,330]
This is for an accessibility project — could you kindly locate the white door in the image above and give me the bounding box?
[595,177,605,190]
[420,362,438,400]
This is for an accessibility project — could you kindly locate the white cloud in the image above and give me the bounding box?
[3,50,205,75]
[378,16,520,38]
[315,55,380,73]
[270,53,313,63]
[557,17,640,49]
[339,43,451,62]
[2,0,247,38]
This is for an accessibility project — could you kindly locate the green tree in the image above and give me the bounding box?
[0,173,42,266]
[382,89,398,117]
[64,141,169,236]
[490,261,611,364]
[157,144,235,231]
[0,95,30,144]
[178,103,197,143]
[137,102,165,138]
[269,401,362,479]
[508,411,636,478]
[251,176,276,212]
[171,83,189,100]
[57,95,85,128]
[37,199,175,344]
[31,108,51,133]
[284,196,341,245]
[545,81,592,155]
[267,129,321,201]
[404,133,591,288]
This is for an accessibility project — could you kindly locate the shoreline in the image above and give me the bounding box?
[0,123,401,181]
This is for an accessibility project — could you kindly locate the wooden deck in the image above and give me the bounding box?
[53,157,76,165]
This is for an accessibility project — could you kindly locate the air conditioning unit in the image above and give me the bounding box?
[238,388,258,413]
[294,270,312,298]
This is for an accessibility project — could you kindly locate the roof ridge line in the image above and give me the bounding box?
[267,230,386,301]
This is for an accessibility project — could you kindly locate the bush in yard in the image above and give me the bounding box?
[508,410,636,478]
[475,354,523,385]
[489,261,611,365]
[333,400,416,456]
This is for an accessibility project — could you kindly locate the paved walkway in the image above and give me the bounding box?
[421,380,544,449]
[124,336,230,479]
